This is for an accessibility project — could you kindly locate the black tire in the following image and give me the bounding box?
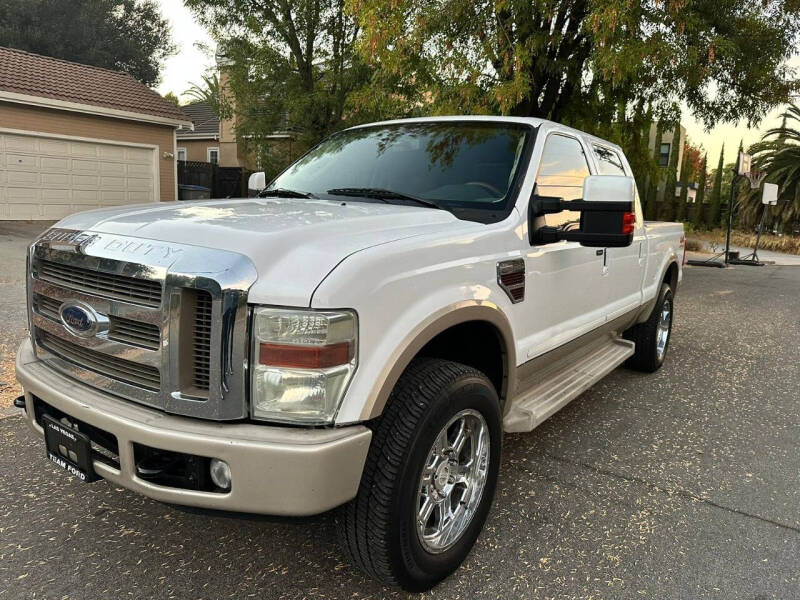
[624,282,674,372]
[337,358,502,592]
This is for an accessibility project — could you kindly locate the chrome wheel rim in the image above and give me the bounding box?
[656,297,672,360]
[415,409,490,554]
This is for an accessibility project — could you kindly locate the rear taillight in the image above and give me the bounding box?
[622,212,636,235]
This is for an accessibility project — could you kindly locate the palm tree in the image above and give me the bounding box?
[183,73,227,116]
[741,105,800,233]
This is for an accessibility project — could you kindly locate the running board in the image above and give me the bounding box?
[503,337,635,433]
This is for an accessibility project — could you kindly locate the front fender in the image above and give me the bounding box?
[353,301,516,422]
[309,224,522,425]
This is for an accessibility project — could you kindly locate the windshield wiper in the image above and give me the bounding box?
[326,187,442,210]
[259,187,315,199]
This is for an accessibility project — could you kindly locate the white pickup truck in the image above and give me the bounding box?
[16,116,684,591]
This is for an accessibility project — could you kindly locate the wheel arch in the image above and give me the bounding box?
[663,260,679,291]
[358,303,516,421]
[635,258,679,325]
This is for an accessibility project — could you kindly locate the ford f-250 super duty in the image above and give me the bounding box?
[15,116,684,591]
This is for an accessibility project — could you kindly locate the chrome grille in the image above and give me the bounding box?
[35,294,61,320]
[30,228,257,420]
[37,329,161,391]
[108,316,160,351]
[37,259,162,307]
[192,290,212,390]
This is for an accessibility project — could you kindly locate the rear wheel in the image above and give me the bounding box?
[337,358,502,592]
[624,282,674,372]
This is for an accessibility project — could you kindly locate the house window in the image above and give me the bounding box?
[176,147,187,162]
[207,147,219,165]
[658,143,670,167]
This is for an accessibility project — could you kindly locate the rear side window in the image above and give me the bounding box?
[536,134,591,227]
[593,145,626,176]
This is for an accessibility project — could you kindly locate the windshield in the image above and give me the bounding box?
[268,121,532,222]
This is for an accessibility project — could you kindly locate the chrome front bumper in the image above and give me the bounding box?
[16,339,371,516]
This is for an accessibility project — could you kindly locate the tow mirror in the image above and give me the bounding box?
[248,172,266,196]
[530,175,636,248]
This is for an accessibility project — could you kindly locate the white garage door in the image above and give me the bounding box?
[0,131,158,220]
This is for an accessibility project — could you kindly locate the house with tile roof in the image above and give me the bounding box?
[175,101,220,164]
[176,96,296,172]
[0,46,192,219]
[176,57,297,172]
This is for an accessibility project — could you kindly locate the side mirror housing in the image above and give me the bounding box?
[248,172,266,196]
[530,175,636,248]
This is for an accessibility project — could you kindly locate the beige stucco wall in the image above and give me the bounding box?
[0,101,177,201]
[177,138,219,163]
[648,122,686,175]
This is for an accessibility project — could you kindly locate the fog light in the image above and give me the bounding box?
[209,458,231,490]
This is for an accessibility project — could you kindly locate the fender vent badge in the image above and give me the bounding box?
[497,259,525,303]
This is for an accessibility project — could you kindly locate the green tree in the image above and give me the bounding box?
[676,145,691,221]
[351,0,800,129]
[692,154,708,229]
[183,73,229,118]
[644,125,664,220]
[708,145,726,228]
[740,104,800,232]
[0,0,175,86]
[186,0,373,174]
[660,125,681,221]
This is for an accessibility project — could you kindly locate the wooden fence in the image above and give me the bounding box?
[177,161,249,199]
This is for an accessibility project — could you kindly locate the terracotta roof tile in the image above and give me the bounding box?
[0,46,190,124]
[178,101,219,137]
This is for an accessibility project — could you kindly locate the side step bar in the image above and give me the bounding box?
[503,337,635,433]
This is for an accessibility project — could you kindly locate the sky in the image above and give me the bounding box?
[681,54,800,165]
[155,0,216,101]
[154,0,796,165]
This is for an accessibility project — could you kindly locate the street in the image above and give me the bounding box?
[1,228,799,598]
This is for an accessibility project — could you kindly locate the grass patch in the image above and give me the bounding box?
[684,238,704,252]
[690,229,800,256]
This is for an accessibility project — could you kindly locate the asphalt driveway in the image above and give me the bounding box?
[0,221,52,412]
[1,230,799,599]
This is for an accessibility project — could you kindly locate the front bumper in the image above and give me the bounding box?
[15,339,371,516]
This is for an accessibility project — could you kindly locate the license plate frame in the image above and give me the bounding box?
[42,414,98,483]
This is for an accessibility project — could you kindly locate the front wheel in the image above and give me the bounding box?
[624,282,674,372]
[337,358,502,592]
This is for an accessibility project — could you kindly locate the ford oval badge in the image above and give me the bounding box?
[60,303,96,337]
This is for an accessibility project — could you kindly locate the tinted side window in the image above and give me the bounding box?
[536,135,591,186]
[593,145,626,176]
[536,134,591,226]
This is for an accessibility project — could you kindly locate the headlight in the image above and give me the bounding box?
[250,307,357,424]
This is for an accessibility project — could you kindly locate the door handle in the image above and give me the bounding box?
[638,242,645,265]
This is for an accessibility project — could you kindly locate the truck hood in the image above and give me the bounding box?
[55,198,465,305]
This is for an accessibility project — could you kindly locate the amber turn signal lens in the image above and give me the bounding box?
[621,212,636,235]
[259,342,354,369]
